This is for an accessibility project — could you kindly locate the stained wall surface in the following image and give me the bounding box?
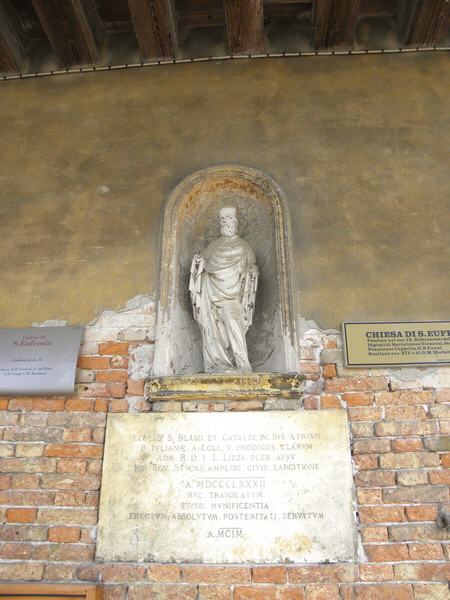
[0,52,449,329]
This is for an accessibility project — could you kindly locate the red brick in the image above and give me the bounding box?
[252,566,286,583]
[57,458,87,474]
[54,490,86,506]
[37,507,97,525]
[375,391,434,405]
[127,378,146,395]
[429,470,450,484]
[361,527,388,543]
[406,505,438,521]
[376,421,438,436]
[359,564,393,581]
[44,563,76,581]
[0,542,33,559]
[54,544,94,562]
[322,364,336,379]
[0,562,44,580]
[99,342,129,355]
[110,399,129,412]
[94,398,109,412]
[383,485,448,504]
[353,584,413,599]
[234,588,277,600]
[414,583,450,599]
[365,543,409,562]
[391,438,423,452]
[288,565,357,584]
[62,428,92,442]
[65,398,94,411]
[441,454,450,468]
[303,396,318,410]
[8,398,65,411]
[0,457,57,473]
[353,439,390,454]
[48,526,81,542]
[353,455,379,470]
[356,470,395,487]
[109,383,127,399]
[128,585,197,600]
[147,565,181,582]
[198,585,230,600]
[380,452,439,469]
[0,474,11,490]
[394,563,450,581]
[0,490,52,505]
[359,506,405,524]
[6,507,37,523]
[408,542,444,560]
[348,407,382,421]
[321,395,341,409]
[325,377,388,393]
[96,370,128,383]
[77,356,110,369]
[183,566,251,584]
[0,523,47,541]
[44,443,103,458]
[305,584,339,600]
[385,405,428,421]
[0,398,8,410]
[102,564,147,582]
[343,393,373,406]
[357,488,383,504]
[396,470,428,486]
[389,523,448,542]
[279,589,305,600]
[103,585,127,600]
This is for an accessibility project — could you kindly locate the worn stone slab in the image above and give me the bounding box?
[97,411,357,563]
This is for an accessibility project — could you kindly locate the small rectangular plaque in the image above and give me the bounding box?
[0,327,83,396]
[343,321,450,367]
[97,411,357,563]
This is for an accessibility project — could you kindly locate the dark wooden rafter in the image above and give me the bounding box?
[31,0,103,67]
[127,0,177,59]
[0,0,26,73]
[398,0,450,47]
[224,0,266,54]
[312,0,361,49]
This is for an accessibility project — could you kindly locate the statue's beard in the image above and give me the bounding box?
[221,223,236,237]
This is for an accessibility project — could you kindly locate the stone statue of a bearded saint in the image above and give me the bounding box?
[189,207,259,373]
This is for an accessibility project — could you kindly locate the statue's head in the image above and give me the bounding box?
[219,207,238,238]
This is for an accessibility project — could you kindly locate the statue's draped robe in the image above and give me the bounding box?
[189,235,257,373]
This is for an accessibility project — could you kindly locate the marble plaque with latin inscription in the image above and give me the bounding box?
[96,411,357,563]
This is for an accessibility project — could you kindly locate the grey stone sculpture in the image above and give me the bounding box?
[189,207,258,373]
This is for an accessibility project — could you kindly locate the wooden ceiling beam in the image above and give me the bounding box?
[398,0,450,47]
[127,0,177,59]
[224,0,266,54]
[31,0,103,67]
[0,1,26,73]
[312,0,361,49]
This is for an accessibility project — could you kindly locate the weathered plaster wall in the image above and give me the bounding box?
[0,52,449,329]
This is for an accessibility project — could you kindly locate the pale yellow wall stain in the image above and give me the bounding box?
[0,53,449,329]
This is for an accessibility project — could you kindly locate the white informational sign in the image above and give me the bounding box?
[0,327,83,396]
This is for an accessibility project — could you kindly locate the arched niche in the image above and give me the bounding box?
[153,165,298,376]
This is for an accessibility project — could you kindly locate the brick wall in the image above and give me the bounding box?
[0,299,449,599]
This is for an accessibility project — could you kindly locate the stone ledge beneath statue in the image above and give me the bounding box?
[145,372,304,402]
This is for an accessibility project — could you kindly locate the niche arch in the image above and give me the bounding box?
[153,165,298,376]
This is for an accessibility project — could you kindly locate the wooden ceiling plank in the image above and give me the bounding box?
[401,0,450,46]
[0,1,26,73]
[127,0,177,59]
[224,0,266,54]
[312,0,361,50]
[31,0,102,67]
